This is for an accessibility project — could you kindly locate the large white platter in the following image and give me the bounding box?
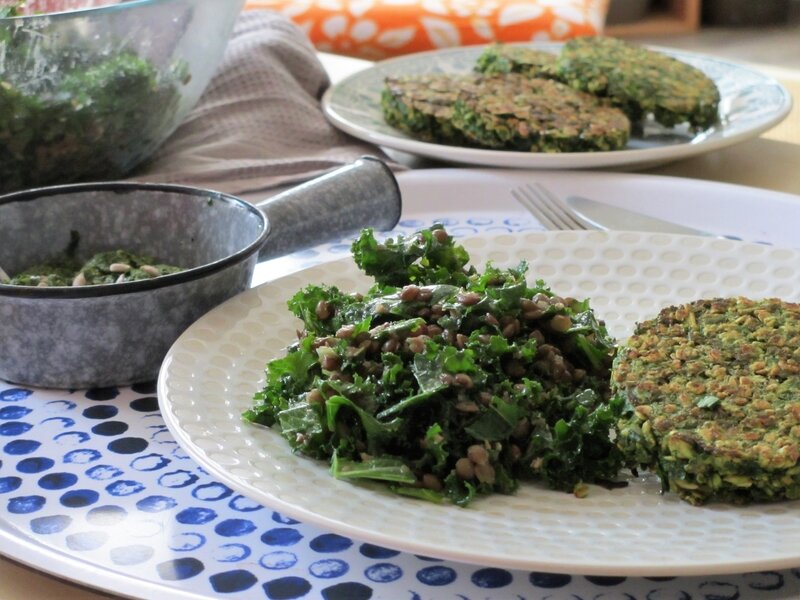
[321,43,792,170]
[5,169,800,599]
[159,170,800,576]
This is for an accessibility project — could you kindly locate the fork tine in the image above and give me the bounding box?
[511,186,558,230]
[530,183,588,231]
[512,183,589,231]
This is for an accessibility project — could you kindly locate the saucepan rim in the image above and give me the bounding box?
[0,181,270,300]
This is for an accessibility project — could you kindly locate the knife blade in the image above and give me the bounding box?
[565,195,713,237]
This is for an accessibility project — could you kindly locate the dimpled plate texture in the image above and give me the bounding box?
[159,230,800,577]
[322,44,792,170]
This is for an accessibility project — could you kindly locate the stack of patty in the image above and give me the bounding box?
[553,36,720,131]
[380,36,720,152]
[382,71,630,153]
[612,297,800,505]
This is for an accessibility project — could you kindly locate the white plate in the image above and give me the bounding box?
[256,168,800,288]
[321,43,792,170]
[159,171,800,576]
[386,167,800,249]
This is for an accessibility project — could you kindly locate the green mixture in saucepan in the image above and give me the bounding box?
[244,225,627,506]
[3,233,184,287]
[0,4,190,194]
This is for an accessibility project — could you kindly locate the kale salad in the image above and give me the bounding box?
[244,225,627,506]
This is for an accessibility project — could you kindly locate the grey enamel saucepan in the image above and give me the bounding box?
[0,156,401,389]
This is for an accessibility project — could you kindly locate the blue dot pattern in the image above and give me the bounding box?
[2,217,800,599]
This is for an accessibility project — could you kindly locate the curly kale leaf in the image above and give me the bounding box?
[286,284,369,335]
[523,391,627,490]
[244,335,318,427]
[352,224,473,287]
[332,452,416,483]
[568,299,616,371]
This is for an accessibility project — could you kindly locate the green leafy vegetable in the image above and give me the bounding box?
[331,452,416,483]
[696,395,720,409]
[0,1,25,18]
[352,224,473,287]
[0,22,190,194]
[244,226,626,506]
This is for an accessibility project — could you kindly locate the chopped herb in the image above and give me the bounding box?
[696,395,720,409]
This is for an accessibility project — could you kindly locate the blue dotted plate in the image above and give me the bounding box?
[2,211,800,599]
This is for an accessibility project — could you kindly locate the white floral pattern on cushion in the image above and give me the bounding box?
[246,0,608,59]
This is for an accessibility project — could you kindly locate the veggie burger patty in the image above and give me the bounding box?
[612,297,800,505]
[553,36,720,131]
[381,73,474,146]
[451,72,630,152]
[381,72,630,152]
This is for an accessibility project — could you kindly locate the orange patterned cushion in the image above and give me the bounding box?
[245,1,609,60]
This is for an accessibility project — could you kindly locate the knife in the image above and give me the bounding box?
[565,195,715,237]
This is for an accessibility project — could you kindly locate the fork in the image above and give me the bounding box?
[511,183,593,231]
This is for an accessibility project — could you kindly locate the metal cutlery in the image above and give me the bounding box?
[565,195,716,236]
[512,182,717,237]
[511,183,589,231]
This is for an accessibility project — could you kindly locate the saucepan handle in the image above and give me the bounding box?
[254,156,402,261]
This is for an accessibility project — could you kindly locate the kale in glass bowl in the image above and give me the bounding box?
[0,0,244,194]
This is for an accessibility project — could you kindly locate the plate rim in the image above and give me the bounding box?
[0,519,209,600]
[321,42,793,170]
[158,228,800,577]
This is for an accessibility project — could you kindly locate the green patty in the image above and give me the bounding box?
[612,297,800,505]
[475,43,557,77]
[381,72,629,152]
[553,36,720,131]
[451,73,630,152]
[380,74,473,145]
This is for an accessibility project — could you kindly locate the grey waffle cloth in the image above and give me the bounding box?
[133,10,402,197]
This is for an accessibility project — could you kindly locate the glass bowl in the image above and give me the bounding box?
[0,0,245,194]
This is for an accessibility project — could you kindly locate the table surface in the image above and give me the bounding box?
[1,52,799,600]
